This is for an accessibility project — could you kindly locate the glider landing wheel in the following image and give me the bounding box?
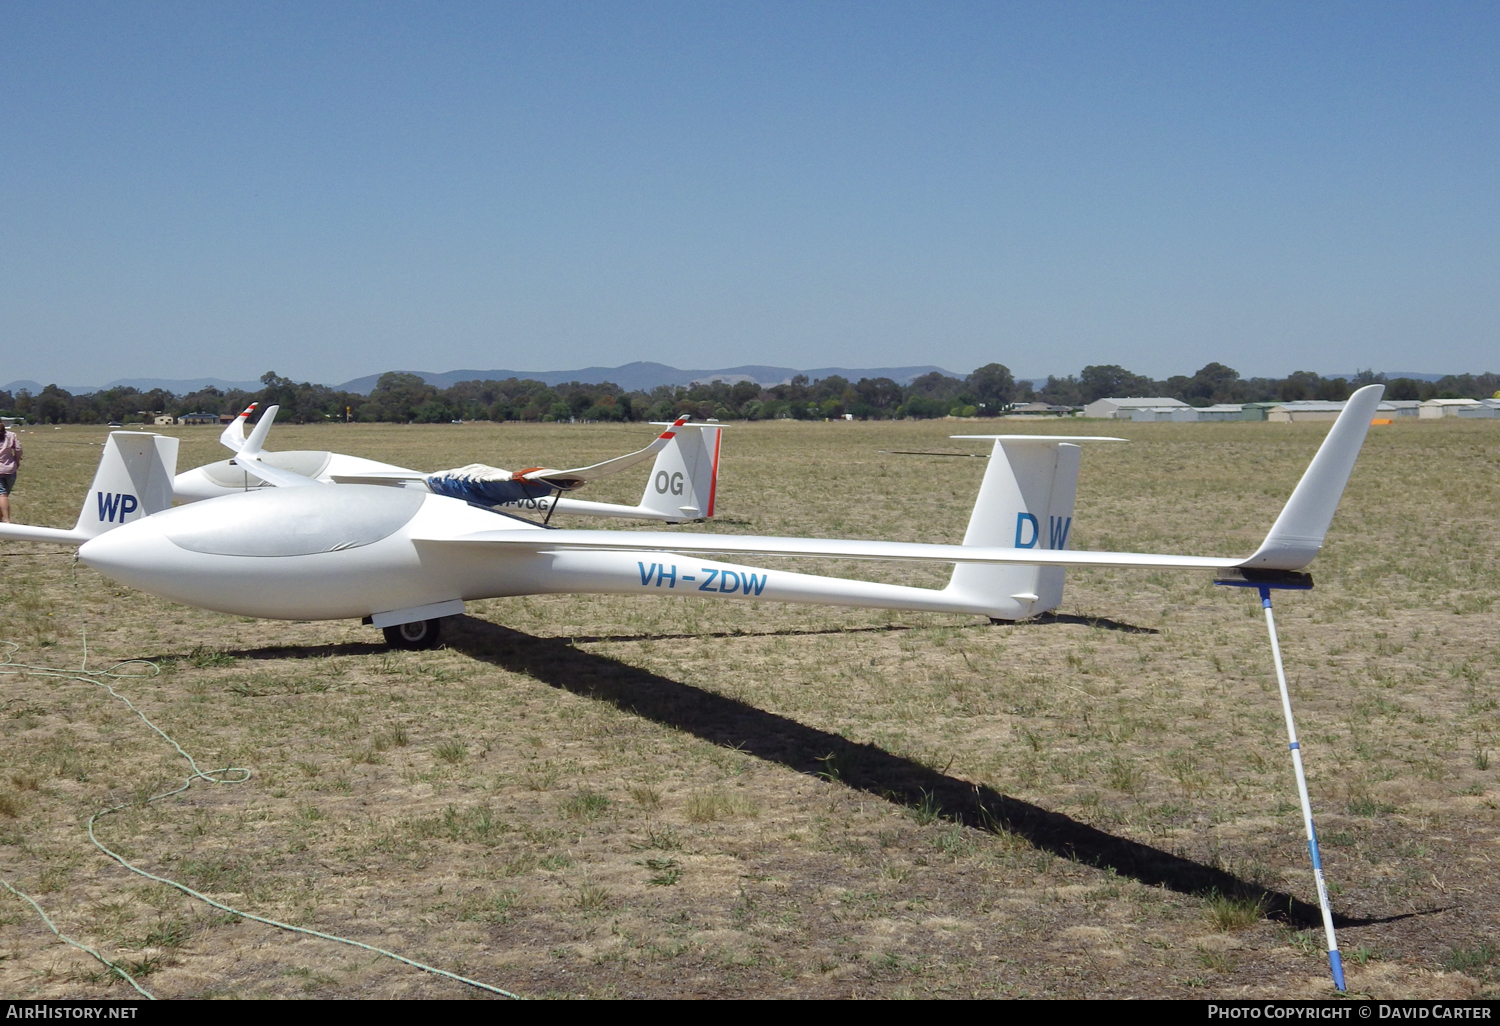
[383,618,442,650]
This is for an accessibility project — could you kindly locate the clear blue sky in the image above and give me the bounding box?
[3,1,1496,386]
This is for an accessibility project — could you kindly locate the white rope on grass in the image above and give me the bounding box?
[0,556,522,1000]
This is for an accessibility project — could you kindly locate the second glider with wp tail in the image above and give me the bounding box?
[173,405,724,524]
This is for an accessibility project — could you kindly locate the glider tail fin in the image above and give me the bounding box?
[72,431,180,539]
[1239,383,1385,570]
[636,424,722,522]
[944,438,1086,620]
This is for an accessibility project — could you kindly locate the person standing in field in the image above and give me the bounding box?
[0,422,21,523]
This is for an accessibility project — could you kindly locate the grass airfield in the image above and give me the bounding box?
[0,416,1497,1000]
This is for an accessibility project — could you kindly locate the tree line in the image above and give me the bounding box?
[2,364,1496,425]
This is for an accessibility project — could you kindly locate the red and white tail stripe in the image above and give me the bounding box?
[656,415,690,441]
[705,424,722,518]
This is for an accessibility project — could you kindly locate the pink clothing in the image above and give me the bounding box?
[0,433,21,475]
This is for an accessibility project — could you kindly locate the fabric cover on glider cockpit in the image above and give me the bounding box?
[424,475,554,506]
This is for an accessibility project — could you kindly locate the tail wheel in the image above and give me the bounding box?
[382,618,442,650]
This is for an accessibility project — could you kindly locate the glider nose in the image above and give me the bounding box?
[77,516,178,595]
[77,518,140,576]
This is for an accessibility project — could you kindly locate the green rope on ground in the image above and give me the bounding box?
[0,556,522,1000]
[0,878,155,999]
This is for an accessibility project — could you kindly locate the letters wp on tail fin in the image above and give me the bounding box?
[0,432,179,546]
[78,432,179,537]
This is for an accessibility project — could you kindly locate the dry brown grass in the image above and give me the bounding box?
[0,416,1497,999]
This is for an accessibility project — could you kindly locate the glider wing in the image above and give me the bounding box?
[415,527,1242,570]
[218,403,259,453]
[517,416,692,489]
[415,384,1386,574]
[225,405,318,488]
[233,457,319,489]
[1239,384,1385,569]
[328,470,429,485]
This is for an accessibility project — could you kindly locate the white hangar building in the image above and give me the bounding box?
[1082,397,1190,419]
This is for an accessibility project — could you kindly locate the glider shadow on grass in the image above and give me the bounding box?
[442,615,1399,929]
[544,611,1156,645]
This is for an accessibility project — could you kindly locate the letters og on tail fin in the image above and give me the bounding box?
[637,422,723,522]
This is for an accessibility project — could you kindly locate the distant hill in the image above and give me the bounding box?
[1379,371,1460,382]
[335,361,960,395]
[107,376,267,393]
[2,376,264,396]
[1,380,98,395]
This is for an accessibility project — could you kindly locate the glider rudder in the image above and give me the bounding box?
[943,435,1125,620]
[75,432,180,539]
[637,423,723,522]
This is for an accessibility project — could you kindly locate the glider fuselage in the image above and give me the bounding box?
[78,484,999,622]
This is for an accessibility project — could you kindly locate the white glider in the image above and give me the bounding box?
[0,386,1385,648]
[174,408,723,523]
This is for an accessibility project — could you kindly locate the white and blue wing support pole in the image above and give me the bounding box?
[1215,568,1346,993]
